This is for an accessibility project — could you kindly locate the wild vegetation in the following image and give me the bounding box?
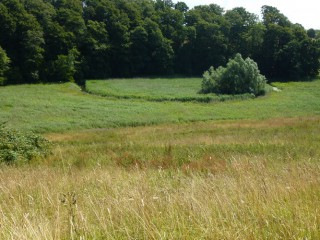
[201,53,267,95]
[0,124,51,164]
[0,0,320,239]
[86,77,256,102]
[0,46,10,85]
[0,77,320,238]
[0,116,319,239]
[0,0,319,85]
[1,79,320,133]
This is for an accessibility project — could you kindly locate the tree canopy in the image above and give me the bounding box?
[0,0,319,85]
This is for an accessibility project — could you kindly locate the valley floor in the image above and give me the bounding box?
[1,79,320,238]
[1,116,319,239]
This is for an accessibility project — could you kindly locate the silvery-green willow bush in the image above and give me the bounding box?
[201,54,267,96]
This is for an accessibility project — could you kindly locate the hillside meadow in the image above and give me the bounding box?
[0,78,320,132]
[85,78,256,102]
[0,78,320,239]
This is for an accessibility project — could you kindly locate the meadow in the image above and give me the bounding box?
[0,78,320,239]
[85,78,256,102]
[0,78,320,132]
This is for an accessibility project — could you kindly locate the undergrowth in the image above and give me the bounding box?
[0,123,51,164]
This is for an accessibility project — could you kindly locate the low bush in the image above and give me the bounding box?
[201,53,267,96]
[0,124,51,164]
[0,46,10,85]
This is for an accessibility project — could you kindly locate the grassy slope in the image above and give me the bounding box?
[1,78,320,239]
[86,78,204,100]
[1,117,320,239]
[45,116,320,169]
[1,79,320,133]
[86,78,256,102]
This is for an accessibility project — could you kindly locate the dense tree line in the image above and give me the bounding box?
[0,0,319,85]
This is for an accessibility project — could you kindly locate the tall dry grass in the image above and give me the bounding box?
[0,162,319,239]
[1,117,320,239]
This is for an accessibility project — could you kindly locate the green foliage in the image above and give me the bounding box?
[307,28,316,38]
[0,0,319,82]
[224,7,259,56]
[81,20,110,79]
[261,5,291,27]
[53,48,80,82]
[3,0,45,83]
[0,46,10,85]
[201,54,267,96]
[181,5,228,74]
[142,18,174,75]
[0,124,51,164]
[175,2,189,12]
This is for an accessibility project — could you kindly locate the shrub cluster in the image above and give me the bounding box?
[0,46,10,85]
[201,54,267,96]
[0,124,51,164]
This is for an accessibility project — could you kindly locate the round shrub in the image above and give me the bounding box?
[201,53,267,96]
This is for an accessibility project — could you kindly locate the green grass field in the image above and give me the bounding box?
[86,78,256,102]
[0,78,320,239]
[86,78,204,100]
[1,78,320,133]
